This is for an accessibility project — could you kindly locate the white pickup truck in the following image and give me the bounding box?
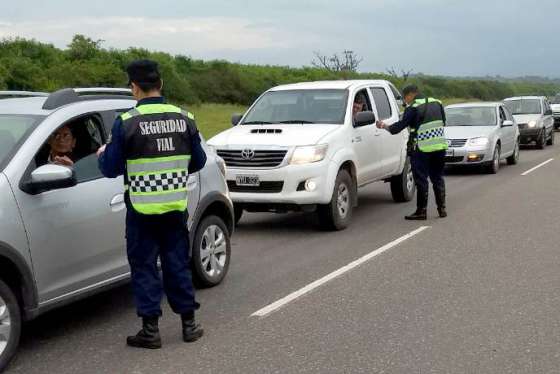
[208,80,414,230]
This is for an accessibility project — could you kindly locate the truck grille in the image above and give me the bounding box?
[217,149,287,168]
[227,181,284,193]
[447,139,467,148]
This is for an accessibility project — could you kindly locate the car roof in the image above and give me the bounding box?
[504,96,544,101]
[269,80,392,91]
[0,97,53,116]
[446,102,501,109]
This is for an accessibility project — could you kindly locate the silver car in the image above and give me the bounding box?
[444,102,520,174]
[0,89,234,372]
[504,96,555,148]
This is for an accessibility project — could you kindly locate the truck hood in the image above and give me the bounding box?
[445,126,496,140]
[208,124,340,147]
[512,114,541,124]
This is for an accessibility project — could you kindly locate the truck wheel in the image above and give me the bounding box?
[192,215,231,288]
[391,157,415,202]
[0,279,21,372]
[317,169,354,231]
[233,204,244,225]
[547,129,555,145]
[537,130,546,149]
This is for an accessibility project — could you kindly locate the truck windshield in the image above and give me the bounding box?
[550,96,560,104]
[0,115,44,170]
[504,99,542,115]
[445,107,497,127]
[242,89,348,125]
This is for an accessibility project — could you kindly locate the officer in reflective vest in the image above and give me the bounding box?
[97,60,206,348]
[376,84,448,220]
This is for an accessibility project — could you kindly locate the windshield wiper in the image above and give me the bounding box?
[242,121,276,125]
[278,120,316,124]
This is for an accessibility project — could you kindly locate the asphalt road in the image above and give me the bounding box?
[6,142,560,374]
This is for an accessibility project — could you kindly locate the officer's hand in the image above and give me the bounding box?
[96,144,107,158]
[376,120,386,129]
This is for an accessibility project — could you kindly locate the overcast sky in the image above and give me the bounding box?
[1,0,557,78]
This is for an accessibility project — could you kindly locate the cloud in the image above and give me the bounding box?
[0,16,312,54]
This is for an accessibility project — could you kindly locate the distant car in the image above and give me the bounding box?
[549,94,560,129]
[0,89,234,372]
[444,102,520,174]
[503,96,554,149]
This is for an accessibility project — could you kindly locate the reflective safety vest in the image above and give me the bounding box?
[410,97,448,153]
[121,103,195,215]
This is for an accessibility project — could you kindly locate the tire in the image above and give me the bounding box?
[0,279,21,373]
[317,169,354,231]
[537,129,546,149]
[507,140,520,165]
[192,215,231,288]
[233,204,243,226]
[390,157,415,203]
[485,145,500,174]
[547,129,554,146]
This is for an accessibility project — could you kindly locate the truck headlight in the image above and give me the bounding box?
[468,137,489,146]
[216,156,226,176]
[528,120,537,128]
[290,145,328,165]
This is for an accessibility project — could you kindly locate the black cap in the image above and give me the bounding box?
[402,84,419,96]
[354,93,367,104]
[126,59,161,86]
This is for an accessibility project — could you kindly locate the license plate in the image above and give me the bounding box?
[446,149,454,157]
[236,175,260,186]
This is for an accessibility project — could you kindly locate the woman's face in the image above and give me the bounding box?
[49,125,76,154]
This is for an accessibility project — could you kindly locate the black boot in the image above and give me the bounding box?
[406,188,428,220]
[127,317,162,349]
[405,208,427,220]
[182,312,204,343]
[434,186,447,218]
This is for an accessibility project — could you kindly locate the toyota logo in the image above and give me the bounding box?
[241,148,255,160]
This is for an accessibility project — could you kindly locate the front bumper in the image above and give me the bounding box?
[225,160,335,206]
[444,145,492,165]
[519,127,544,144]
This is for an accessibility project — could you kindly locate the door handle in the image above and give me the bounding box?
[352,136,363,143]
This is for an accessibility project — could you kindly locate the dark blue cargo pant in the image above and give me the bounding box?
[125,209,199,318]
[410,150,446,210]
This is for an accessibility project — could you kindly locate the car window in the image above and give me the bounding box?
[370,87,393,120]
[502,106,514,121]
[499,107,507,122]
[34,114,107,183]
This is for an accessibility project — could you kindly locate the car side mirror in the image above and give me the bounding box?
[25,164,77,194]
[354,111,376,127]
[231,114,243,126]
[501,120,514,127]
[545,109,553,115]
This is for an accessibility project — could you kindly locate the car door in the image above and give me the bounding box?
[498,106,514,156]
[369,86,402,178]
[543,99,554,136]
[12,111,129,304]
[351,88,383,185]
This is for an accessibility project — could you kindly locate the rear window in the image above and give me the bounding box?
[0,115,44,170]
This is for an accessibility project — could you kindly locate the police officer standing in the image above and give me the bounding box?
[97,60,206,348]
[376,85,448,220]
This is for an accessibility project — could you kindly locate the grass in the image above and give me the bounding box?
[181,99,482,139]
[183,103,247,140]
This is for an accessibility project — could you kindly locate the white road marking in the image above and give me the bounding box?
[251,226,431,318]
[521,158,554,176]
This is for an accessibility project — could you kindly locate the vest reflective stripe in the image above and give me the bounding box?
[127,155,191,175]
[122,103,194,215]
[411,98,448,153]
